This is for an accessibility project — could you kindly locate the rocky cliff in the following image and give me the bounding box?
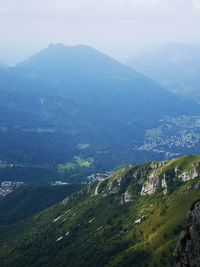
[94,155,200,200]
[174,200,200,267]
[141,156,200,195]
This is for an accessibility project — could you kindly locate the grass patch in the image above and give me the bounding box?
[58,156,93,172]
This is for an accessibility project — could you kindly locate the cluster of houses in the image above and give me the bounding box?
[0,181,24,197]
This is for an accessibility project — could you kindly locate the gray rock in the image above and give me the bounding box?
[121,189,133,204]
[174,201,200,267]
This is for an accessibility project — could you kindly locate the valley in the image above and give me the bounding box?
[1,114,200,185]
[0,44,200,267]
[1,0,200,265]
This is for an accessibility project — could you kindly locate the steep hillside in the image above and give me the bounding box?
[0,183,83,224]
[0,44,200,181]
[0,155,200,267]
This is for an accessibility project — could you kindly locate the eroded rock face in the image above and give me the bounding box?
[121,190,133,204]
[141,165,200,196]
[178,169,198,182]
[174,201,200,267]
[141,172,162,195]
[93,158,200,200]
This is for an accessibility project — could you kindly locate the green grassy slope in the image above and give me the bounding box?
[0,156,200,267]
[0,184,83,225]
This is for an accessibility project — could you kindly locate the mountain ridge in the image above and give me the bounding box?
[0,155,200,267]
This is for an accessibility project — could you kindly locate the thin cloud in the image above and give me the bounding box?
[0,0,200,65]
[0,0,196,19]
[192,0,200,10]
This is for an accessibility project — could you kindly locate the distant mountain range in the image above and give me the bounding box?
[4,43,198,117]
[0,45,200,267]
[127,43,200,103]
[0,155,199,267]
[0,44,200,182]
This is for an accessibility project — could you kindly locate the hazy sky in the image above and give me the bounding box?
[0,0,200,64]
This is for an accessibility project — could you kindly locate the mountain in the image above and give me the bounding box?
[0,44,200,182]
[127,43,200,103]
[0,155,200,267]
[10,43,199,118]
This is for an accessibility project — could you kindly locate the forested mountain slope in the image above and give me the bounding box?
[0,155,200,267]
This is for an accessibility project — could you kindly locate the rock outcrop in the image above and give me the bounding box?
[174,200,200,267]
[178,168,198,182]
[141,161,200,196]
[121,189,133,204]
[93,156,200,203]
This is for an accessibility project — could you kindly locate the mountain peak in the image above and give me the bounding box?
[45,43,91,52]
[16,43,113,70]
[47,43,89,49]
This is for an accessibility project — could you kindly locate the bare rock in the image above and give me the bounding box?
[174,200,200,267]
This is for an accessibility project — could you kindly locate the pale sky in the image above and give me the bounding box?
[0,0,200,65]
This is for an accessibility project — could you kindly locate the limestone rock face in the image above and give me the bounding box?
[178,169,198,182]
[121,190,133,204]
[141,164,200,196]
[93,157,200,201]
[174,201,200,267]
[141,171,162,195]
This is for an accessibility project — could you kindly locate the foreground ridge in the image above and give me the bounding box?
[0,155,200,267]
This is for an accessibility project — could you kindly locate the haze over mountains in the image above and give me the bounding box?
[4,43,197,117]
[0,43,200,267]
[127,43,200,103]
[1,0,200,265]
[0,43,200,182]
